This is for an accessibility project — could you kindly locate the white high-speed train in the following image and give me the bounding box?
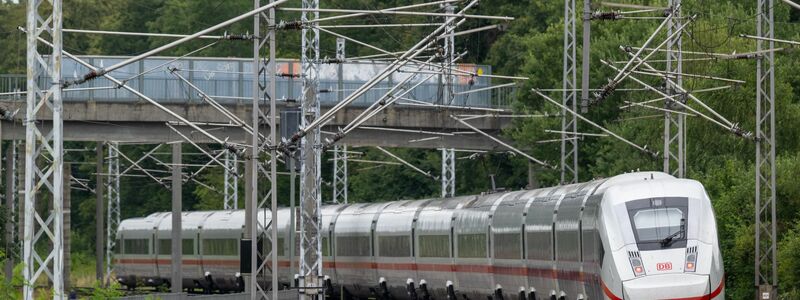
[114,172,724,299]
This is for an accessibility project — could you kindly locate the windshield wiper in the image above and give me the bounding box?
[659,218,686,247]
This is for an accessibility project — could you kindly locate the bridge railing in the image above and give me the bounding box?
[1,56,516,109]
[0,75,24,97]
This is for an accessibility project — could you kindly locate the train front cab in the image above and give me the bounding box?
[598,178,724,300]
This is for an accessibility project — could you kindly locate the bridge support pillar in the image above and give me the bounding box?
[95,142,104,283]
[171,142,183,293]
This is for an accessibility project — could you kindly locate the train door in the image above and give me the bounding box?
[453,195,494,300]
[554,185,588,299]
[525,193,560,298]
[490,192,528,300]
[413,198,461,300]
[579,194,604,300]
[373,200,424,298]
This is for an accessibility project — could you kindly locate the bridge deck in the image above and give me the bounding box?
[0,56,517,150]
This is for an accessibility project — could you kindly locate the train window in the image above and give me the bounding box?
[158,239,170,255]
[321,237,330,257]
[336,236,371,256]
[626,197,688,251]
[277,238,285,256]
[457,233,487,258]
[158,239,195,255]
[526,231,551,261]
[260,237,284,256]
[379,236,411,257]
[633,208,683,240]
[418,235,450,258]
[123,239,149,255]
[493,233,521,259]
[203,239,239,256]
[183,239,194,255]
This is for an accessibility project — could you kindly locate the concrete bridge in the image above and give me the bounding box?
[0,56,517,150]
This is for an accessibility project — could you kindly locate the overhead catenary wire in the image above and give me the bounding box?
[619,85,732,109]
[63,28,225,39]
[26,32,243,155]
[450,115,554,168]
[374,146,436,179]
[625,67,746,84]
[315,24,528,81]
[310,0,461,23]
[68,0,290,85]
[164,123,238,175]
[544,130,609,137]
[622,101,699,117]
[618,52,752,138]
[169,68,257,137]
[598,59,749,138]
[286,2,489,147]
[593,11,694,104]
[781,0,800,10]
[106,143,170,187]
[532,89,658,159]
[279,7,514,21]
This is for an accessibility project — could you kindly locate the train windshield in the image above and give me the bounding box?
[626,197,688,251]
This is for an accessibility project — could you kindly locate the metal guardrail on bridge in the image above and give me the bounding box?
[1,56,516,109]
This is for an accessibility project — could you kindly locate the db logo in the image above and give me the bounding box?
[656,262,673,271]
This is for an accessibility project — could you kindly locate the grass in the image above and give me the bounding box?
[0,252,125,299]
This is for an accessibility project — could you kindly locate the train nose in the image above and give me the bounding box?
[622,274,710,299]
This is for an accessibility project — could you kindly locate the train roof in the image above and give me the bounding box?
[118,171,683,233]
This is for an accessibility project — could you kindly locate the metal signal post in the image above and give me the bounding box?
[663,0,686,178]
[755,0,777,298]
[299,0,324,299]
[561,0,579,184]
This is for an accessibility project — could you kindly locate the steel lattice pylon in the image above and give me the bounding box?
[332,144,348,204]
[439,4,457,198]
[441,148,455,198]
[332,39,347,205]
[755,0,777,297]
[105,142,120,283]
[561,0,579,185]
[663,0,686,178]
[23,0,65,298]
[249,0,279,299]
[441,3,456,106]
[299,0,323,298]
[224,150,239,210]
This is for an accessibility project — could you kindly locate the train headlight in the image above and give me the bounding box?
[685,246,697,272]
[685,253,697,272]
[629,257,646,276]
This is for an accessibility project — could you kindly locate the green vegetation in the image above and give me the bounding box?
[2,0,800,298]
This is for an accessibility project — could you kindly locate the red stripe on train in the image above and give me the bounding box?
[117,259,596,282]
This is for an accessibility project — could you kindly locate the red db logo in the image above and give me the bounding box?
[656,262,673,271]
